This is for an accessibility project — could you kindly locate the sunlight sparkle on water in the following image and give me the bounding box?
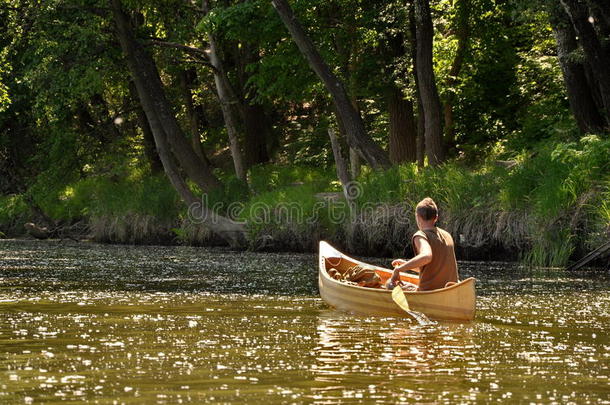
[0,239,608,403]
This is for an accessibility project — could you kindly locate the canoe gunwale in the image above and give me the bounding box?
[319,240,475,296]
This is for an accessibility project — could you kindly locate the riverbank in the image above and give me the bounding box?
[1,136,608,267]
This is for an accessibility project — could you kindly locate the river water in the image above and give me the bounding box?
[0,239,608,403]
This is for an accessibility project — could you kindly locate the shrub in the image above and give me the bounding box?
[0,194,31,234]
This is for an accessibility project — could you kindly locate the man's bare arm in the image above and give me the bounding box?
[390,236,432,282]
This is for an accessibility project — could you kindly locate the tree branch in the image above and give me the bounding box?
[146,39,209,59]
[57,4,110,17]
[145,39,218,71]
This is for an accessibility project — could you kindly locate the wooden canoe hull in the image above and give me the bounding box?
[318,241,476,321]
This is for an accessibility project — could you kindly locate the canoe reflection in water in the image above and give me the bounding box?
[310,311,475,402]
[313,313,433,379]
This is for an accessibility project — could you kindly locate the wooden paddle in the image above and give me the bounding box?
[391,286,435,326]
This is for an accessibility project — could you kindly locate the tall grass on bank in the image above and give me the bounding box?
[238,136,608,266]
[0,173,185,244]
[71,175,181,244]
[1,136,608,267]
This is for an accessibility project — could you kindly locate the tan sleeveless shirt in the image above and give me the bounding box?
[412,227,458,291]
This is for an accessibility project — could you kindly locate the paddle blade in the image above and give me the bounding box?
[392,286,410,312]
[391,286,436,326]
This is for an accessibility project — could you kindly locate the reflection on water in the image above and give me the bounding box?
[0,239,608,403]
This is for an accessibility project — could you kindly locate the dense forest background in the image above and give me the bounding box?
[0,0,608,267]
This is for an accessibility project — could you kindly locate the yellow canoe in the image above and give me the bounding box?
[318,241,476,321]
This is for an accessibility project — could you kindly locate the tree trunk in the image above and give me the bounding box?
[128,81,163,173]
[349,147,361,179]
[202,0,247,182]
[243,103,271,167]
[272,0,391,170]
[328,128,356,216]
[581,61,604,113]
[347,94,363,177]
[74,98,114,146]
[143,98,247,248]
[345,44,364,177]
[442,104,454,151]
[91,93,122,141]
[74,103,102,144]
[549,3,606,133]
[111,0,245,246]
[561,0,610,120]
[229,42,274,167]
[587,0,610,29]
[177,68,213,167]
[233,42,273,168]
[443,0,470,154]
[388,84,417,164]
[332,104,362,177]
[414,0,445,165]
[588,0,610,43]
[416,102,426,167]
[110,0,222,193]
[409,7,426,167]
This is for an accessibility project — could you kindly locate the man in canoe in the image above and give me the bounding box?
[388,197,459,291]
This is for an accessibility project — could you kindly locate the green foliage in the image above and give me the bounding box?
[27,129,82,220]
[27,169,181,224]
[239,182,320,245]
[0,0,608,265]
[348,138,609,266]
[69,174,180,220]
[170,226,188,244]
[592,189,610,248]
[523,228,575,268]
[239,165,341,249]
[499,136,610,266]
[248,164,335,195]
[0,194,30,233]
[502,136,610,218]
[357,165,404,204]
[242,167,330,225]
[198,0,277,44]
[196,173,250,213]
[0,48,10,112]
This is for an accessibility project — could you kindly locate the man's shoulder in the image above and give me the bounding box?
[436,227,455,243]
[436,227,450,235]
[412,230,428,239]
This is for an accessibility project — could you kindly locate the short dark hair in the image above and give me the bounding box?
[416,197,438,220]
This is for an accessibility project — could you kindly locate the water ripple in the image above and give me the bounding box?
[0,239,608,403]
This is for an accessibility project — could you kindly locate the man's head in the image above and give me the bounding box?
[415,197,438,229]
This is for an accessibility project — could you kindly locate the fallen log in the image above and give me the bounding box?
[567,240,610,270]
[24,222,50,239]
